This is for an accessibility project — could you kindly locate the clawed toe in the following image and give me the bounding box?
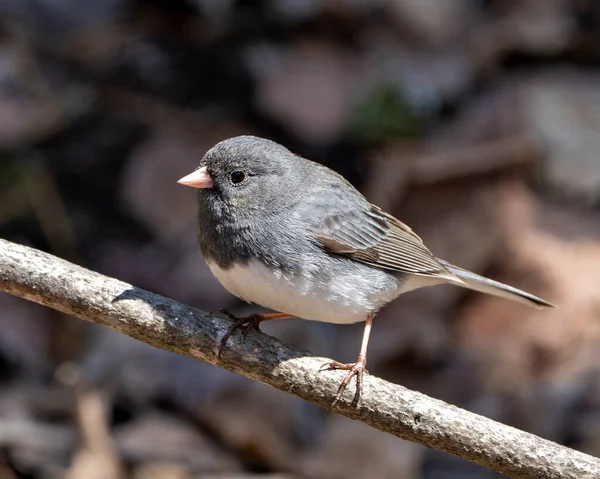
[217,314,263,358]
[211,308,236,320]
[320,358,368,405]
[320,360,369,375]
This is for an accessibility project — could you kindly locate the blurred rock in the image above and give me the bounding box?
[268,0,322,21]
[0,42,94,150]
[0,418,76,477]
[191,0,236,23]
[0,461,16,479]
[0,294,53,377]
[387,0,474,46]
[298,414,421,479]
[364,136,540,209]
[67,387,124,479]
[198,385,292,470]
[201,475,295,479]
[77,327,246,414]
[413,136,541,185]
[114,39,177,94]
[425,82,528,146]
[571,372,600,458]
[522,72,600,203]
[1,0,127,35]
[0,49,37,149]
[198,381,326,471]
[132,463,191,479]
[250,41,362,143]
[115,413,241,473]
[571,1,600,62]
[111,35,253,111]
[359,31,476,115]
[498,0,575,55]
[362,78,548,208]
[120,128,211,239]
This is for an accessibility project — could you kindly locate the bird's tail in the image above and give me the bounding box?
[438,260,555,309]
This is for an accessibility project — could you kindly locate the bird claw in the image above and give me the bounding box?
[320,359,368,406]
[211,308,236,320]
[217,313,263,358]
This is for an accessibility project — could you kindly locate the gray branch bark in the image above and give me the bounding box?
[0,238,598,479]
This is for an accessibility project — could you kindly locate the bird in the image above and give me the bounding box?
[177,135,554,404]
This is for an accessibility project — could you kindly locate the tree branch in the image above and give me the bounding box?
[0,238,598,479]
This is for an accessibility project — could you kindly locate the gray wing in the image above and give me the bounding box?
[314,203,462,282]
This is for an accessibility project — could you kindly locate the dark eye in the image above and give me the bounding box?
[230,171,246,185]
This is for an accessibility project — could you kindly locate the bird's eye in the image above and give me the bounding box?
[230,171,246,185]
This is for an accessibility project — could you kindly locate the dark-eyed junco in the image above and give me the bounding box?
[178,135,554,404]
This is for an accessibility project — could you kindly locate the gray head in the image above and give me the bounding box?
[178,135,310,225]
[178,135,317,265]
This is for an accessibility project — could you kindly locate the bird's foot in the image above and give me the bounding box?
[216,310,265,358]
[320,355,368,406]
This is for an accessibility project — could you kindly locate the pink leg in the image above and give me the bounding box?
[321,313,374,405]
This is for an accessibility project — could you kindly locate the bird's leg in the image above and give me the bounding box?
[216,311,294,358]
[321,313,374,405]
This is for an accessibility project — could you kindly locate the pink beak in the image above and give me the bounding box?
[177,166,214,189]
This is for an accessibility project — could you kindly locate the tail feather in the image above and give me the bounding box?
[439,260,555,309]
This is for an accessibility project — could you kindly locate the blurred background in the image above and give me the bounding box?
[0,0,599,478]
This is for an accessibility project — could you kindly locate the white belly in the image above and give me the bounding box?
[206,259,405,324]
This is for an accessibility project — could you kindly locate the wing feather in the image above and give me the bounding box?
[314,204,463,283]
